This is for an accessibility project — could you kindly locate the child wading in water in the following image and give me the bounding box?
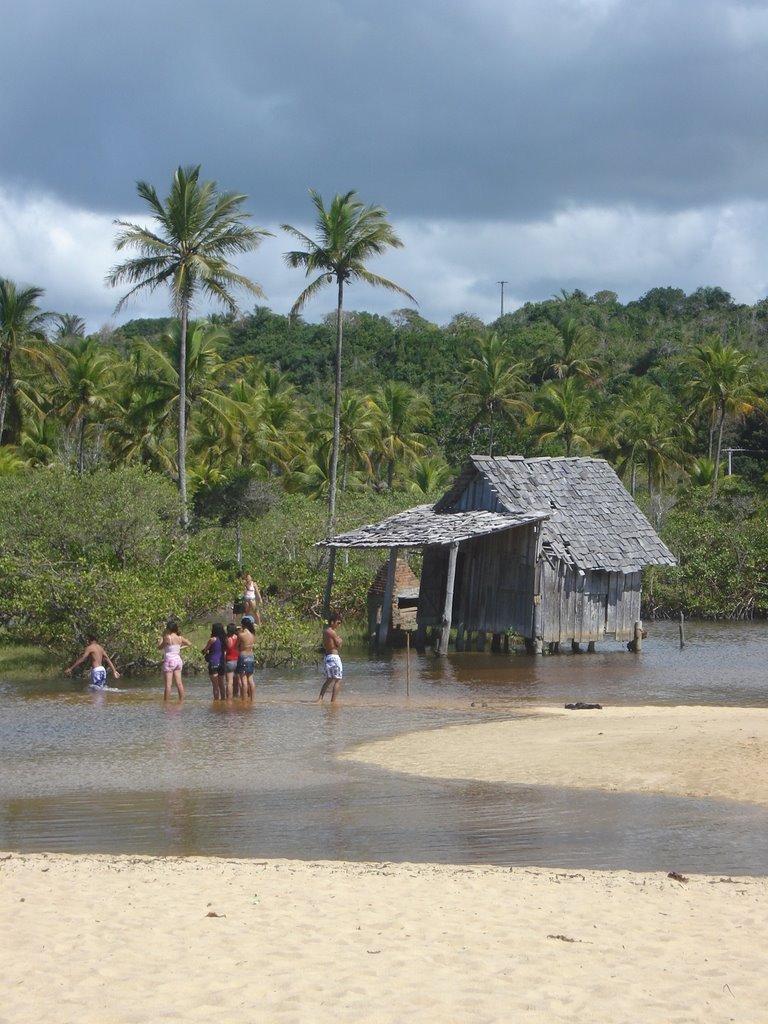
[318,612,343,703]
[65,636,121,689]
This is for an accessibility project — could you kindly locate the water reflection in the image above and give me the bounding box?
[1,619,768,873]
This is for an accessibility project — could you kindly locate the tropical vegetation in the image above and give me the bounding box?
[2,173,768,665]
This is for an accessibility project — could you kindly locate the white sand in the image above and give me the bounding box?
[344,704,768,806]
[2,705,768,1023]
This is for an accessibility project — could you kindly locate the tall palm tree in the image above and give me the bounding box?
[684,337,763,491]
[459,333,531,455]
[282,189,415,535]
[0,279,50,443]
[106,164,271,527]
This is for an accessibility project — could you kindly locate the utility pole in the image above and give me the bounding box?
[723,447,747,475]
[497,280,508,319]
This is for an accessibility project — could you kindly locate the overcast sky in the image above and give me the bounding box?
[2,0,767,332]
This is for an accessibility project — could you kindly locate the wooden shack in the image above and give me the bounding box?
[324,456,676,654]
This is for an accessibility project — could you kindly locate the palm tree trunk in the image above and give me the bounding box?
[0,351,12,443]
[78,417,86,476]
[713,404,726,492]
[178,304,189,530]
[327,277,344,538]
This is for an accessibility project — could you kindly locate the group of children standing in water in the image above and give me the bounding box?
[67,573,346,704]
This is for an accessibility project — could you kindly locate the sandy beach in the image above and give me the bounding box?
[3,704,768,1023]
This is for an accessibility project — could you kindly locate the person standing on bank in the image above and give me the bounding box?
[242,573,262,623]
[65,636,121,689]
[159,620,192,702]
[318,612,343,703]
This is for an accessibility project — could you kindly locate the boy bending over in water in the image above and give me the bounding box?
[318,612,343,703]
[65,636,121,689]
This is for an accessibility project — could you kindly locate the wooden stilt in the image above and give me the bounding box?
[437,542,459,656]
[322,546,336,619]
[378,546,399,648]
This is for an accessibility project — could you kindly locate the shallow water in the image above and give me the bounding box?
[2,619,768,873]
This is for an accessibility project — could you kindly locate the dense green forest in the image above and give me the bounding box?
[2,281,768,664]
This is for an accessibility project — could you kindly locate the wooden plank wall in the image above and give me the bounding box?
[416,525,537,636]
[455,528,535,635]
[539,564,642,643]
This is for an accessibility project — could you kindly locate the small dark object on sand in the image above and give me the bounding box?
[667,871,689,883]
[564,702,603,710]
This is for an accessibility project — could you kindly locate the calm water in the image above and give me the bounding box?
[2,619,768,874]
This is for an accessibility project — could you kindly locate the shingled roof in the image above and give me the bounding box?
[436,455,676,572]
[324,505,548,548]
[325,456,675,573]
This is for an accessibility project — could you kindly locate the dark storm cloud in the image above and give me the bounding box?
[2,0,766,222]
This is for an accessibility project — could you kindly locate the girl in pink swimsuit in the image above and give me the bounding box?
[159,620,192,702]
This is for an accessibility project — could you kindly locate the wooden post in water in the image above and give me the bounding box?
[679,611,685,649]
[378,546,399,648]
[405,630,411,698]
[633,620,643,653]
[437,542,459,656]
[322,546,336,619]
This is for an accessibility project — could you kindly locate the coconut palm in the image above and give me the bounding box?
[307,390,378,493]
[409,455,454,497]
[544,318,601,383]
[684,337,763,490]
[132,319,240,466]
[227,363,305,475]
[369,380,432,488]
[52,313,87,344]
[0,278,50,444]
[529,377,594,457]
[282,189,415,534]
[45,337,119,474]
[106,164,271,527]
[607,379,689,498]
[459,333,531,455]
[17,415,60,467]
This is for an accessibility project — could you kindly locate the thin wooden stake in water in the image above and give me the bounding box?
[406,631,411,698]
[679,611,686,649]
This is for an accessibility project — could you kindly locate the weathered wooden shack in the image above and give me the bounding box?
[325,456,676,653]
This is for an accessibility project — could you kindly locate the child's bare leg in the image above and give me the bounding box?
[330,678,342,702]
[175,670,184,701]
[317,676,333,701]
[163,672,173,701]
